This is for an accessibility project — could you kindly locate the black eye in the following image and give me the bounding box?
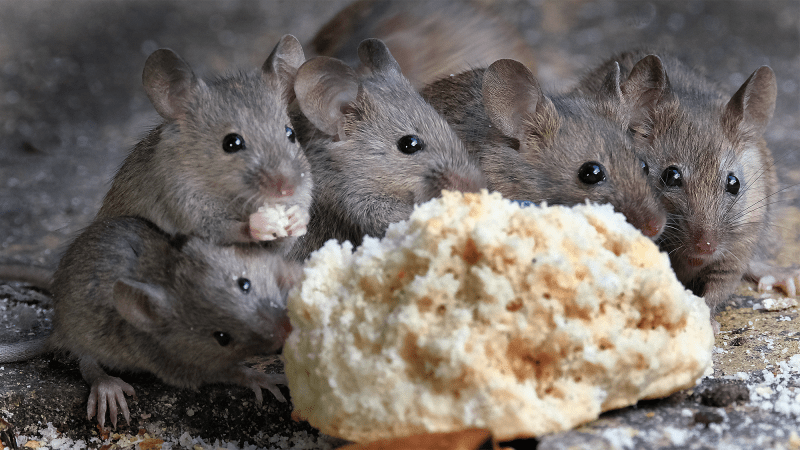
[661,166,683,187]
[726,173,740,195]
[578,161,606,185]
[397,135,424,154]
[223,133,245,153]
[213,331,231,346]
[237,277,251,293]
[640,159,649,176]
[285,126,296,143]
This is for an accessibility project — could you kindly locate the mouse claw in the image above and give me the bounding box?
[236,367,287,404]
[88,376,135,429]
[285,208,309,238]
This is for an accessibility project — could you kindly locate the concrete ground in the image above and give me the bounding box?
[0,1,798,449]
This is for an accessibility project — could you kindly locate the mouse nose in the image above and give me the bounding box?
[261,171,296,198]
[692,230,718,255]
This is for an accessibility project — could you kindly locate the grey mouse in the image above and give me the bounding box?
[421,59,667,240]
[574,51,779,331]
[0,216,301,429]
[309,0,537,90]
[287,39,486,262]
[96,35,312,253]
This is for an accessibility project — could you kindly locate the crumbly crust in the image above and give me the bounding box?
[284,190,713,443]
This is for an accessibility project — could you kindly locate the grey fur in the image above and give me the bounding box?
[288,39,486,261]
[0,216,301,428]
[97,35,312,252]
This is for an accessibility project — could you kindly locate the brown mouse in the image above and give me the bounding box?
[420,59,667,240]
[574,50,779,331]
[96,35,312,253]
[287,39,486,262]
[310,0,537,90]
[0,216,301,429]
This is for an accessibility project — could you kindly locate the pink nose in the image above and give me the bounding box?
[693,231,717,255]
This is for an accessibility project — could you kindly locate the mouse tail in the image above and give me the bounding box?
[0,264,53,291]
[0,337,50,363]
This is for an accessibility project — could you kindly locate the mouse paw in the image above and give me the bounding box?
[235,366,287,404]
[756,269,800,297]
[285,206,309,238]
[87,375,136,429]
[249,211,285,241]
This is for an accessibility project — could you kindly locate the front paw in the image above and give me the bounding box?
[235,367,287,404]
[757,269,800,297]
[249,205,308,241]
[87,376,136,429]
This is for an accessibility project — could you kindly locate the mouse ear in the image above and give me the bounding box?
[482,59,557,148]
[723,65,776,139]
[294,56,360,139]
[618,55,670,134]
[357,38,403,77]
[596,61,624,102]
[112,278,172,331]
[263,34,306,103]
[142,48,201,121]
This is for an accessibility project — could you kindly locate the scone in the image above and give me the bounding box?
[284,190,713,443]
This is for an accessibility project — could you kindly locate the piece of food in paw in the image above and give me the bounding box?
[251,204,303,240]
[284,190,714,443]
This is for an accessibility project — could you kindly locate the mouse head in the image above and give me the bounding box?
[294,38,486,232]
[480,59,666,239]
[635,64,778,282]
[110,240,300,373]
[142,35,312,218]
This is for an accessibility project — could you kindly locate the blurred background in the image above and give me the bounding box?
[0,0,797,269]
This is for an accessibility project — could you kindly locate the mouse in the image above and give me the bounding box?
[95,34,312,254]
[420,58,667,240]
[286,38,486,262]
[0,216,301,429]
[573,50,779,331]
[309,0,537,90]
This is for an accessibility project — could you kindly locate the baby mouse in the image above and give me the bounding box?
[96,35,312,253]
[309,0,537,90]
[287,39,486,261]
[574,51,779,331]
[0,216,301,429]
[421,59,666,239]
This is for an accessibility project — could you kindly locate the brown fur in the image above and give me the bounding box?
[310,0,537,90]
[421,59,667,239]
[575,50,778,321]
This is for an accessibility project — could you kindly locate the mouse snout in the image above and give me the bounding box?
[692,230,718,256]
[259,169,299,198]
[438,167,487,194]
[617,204,666,240]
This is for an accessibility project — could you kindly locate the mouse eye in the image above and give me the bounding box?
[213,331,231,346]
[397,135,424,154]
[578,161,606,185]
[726,173,740,195]
[661,166,683,187]
[640,159,649,176]
[285,126,296,143]
[223,133,246,153]
[237,277,251,293]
